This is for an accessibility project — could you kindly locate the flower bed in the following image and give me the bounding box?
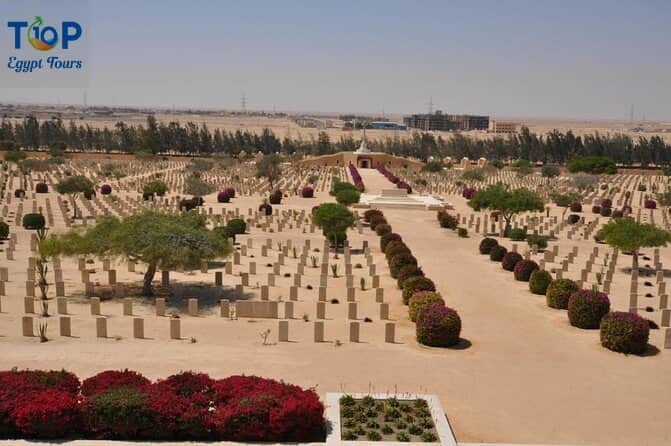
[377,165,412,193]
[327,393,456,445]
[348,163,365,192]
[0,370,325,442]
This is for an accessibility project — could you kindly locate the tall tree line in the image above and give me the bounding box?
[1,115,670,166]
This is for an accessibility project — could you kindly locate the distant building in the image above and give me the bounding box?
[488,120,518,134]
[368,121,407,130]
[403,111,489,131]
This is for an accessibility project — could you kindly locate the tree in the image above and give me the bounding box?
[312,203,355,249]
[4,149,26,164]
[55,175,94,219]
[599,218,671,271]
[468,184,545,234]
[143,180,168,198]
[541,165,560,178]
[567,156,617,174]
[255,153,281,189]
[335,188,360,206]
[41,211,233,296]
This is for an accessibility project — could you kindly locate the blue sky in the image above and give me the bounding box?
[1,0,671,119]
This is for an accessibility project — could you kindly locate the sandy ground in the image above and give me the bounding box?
[0,167,670,446]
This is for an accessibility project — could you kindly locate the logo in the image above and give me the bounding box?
[7,16,82,50]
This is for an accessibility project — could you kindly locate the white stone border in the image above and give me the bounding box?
[326,392,457,446]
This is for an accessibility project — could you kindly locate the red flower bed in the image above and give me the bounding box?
[82,370,150,397]
[0,369,326,442]
[348,163,365,191]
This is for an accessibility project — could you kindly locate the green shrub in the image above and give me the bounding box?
[369,215,388,231]
[143,180,167,197]
[508,227,527,241]
[335,188,360,206]
[380,233,402,252]
[385,241,410,259]
[526,234,548,249]
[396,265,424,289]
[529,270,553,295]
[22,213,45,230]
[375,223,392,237]
[408,291,444,322]
[0,221,8,239]
[600,311,650,355]
[82,387,154,439]
[545,279,579,309]
[513,260,538,281]
[457,227,468,238]
[226,218,246,237]
[478,237,498,254]
[489,245,507,261]
[567,156,616,174]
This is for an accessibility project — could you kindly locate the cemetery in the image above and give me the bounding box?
[0,150,670,445]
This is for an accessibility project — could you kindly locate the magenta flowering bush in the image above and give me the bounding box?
[415,303,461,347]
[301,186,314,198]
[217,191,231,203]
[513,260,539,282]
[347,164,365,191]
[501,251,523,271]
[377,165,400,184]
[462,187,476,199]
[591,205,601,214]
[568,289,610,329]
[600,311,650,354]
[223,187,235,198]
[397,181,412,194]
[600,198,612,209]
[100,184,112,195]
[644,199,657,209]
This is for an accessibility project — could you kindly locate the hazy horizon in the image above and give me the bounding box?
[1,0,670,121]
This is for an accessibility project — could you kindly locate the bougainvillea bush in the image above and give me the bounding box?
[545,278,579,309]
[0,370,325,442]
[301,186,314,198]
[380,232,402,252]
[501,251,523,271]
[489,244,507,261]
[600,311,650,355]
[408,291,444,322]
[513,260,539,282]
[416,303,461,347]
[479,237,499,254]
[567,289,611,329]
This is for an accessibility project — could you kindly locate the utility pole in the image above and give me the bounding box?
[240,92,247,114]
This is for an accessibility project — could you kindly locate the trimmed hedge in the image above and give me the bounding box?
[269,190,282,205]
[374,223,392,237]
[301,186,314,198]
[389,253,418,279]
[396,265,424,289]
[35,183,49,193]
[408,291,444,322]
[385,241,411,259]
[380,233,402,252]
[0,370,325,442]
[363,209,383,223]
[217,191,231,203]
[22,213,46,230]
[369,214,388,231]
[402,276,436,305]
[489,245,507,261]
[600,311,649,355]
[567,289,611,329]
[478,237,498,254]
[501,251,523,271]
[569,202,582,212]
[546,279,579,309]
[567,214,580,224]
[529,270,552,295]
[100,184,112,195]
[513,260,539,282]
[416,303,461,347]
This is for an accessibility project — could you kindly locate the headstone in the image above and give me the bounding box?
[170,318,181,339]
[91,297,101,315]
[278,320,289,341]
[314,321,324,342]
[96,317,107,338]
[316,302,326,319]
[59,316,71,337]
[123,298,133,316]
[57,297,67,314]
[380,303,389,320]
[133,318,144,339]
[156,298,166,316]
[22,316,33,337]
[188,298,198,316]
[24,296,35,314]
[375,288,384,303]
[348,302,357,320]
[385,322,395,343]
[349,321,360,342]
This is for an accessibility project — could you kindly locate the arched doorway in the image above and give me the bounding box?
[357,156,373,168]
